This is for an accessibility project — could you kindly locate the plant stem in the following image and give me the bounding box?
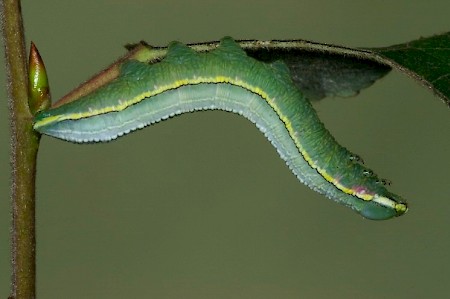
[1,0,40,298]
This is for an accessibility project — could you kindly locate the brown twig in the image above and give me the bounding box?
[1,0,40,298]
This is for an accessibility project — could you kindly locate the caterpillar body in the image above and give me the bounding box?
[33,37,407,220]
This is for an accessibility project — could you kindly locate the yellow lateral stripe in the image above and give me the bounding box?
[36,76,395,208]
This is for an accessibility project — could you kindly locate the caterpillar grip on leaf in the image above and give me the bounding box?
[33,37,408,220]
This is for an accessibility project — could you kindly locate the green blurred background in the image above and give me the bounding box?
[1,0,449,298]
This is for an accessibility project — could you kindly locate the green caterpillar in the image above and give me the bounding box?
[33,37,407,220]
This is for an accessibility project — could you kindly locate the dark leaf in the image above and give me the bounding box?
[370,32,449,106]
[57,34,450,107]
